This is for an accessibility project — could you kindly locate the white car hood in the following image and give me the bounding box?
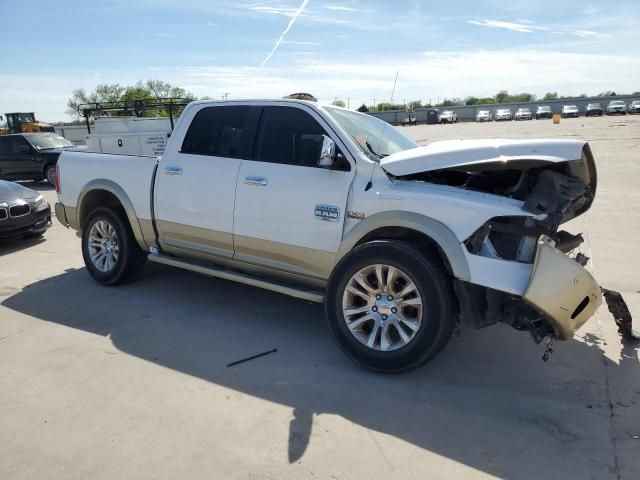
[380,138,586,176]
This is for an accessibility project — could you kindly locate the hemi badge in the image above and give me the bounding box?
[315,204,340,222]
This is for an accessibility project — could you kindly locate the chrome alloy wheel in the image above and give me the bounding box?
[88,220,119,272]
[342,264,423,351]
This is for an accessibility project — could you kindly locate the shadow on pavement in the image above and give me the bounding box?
[0,235,46,256]
[2,263,637,479]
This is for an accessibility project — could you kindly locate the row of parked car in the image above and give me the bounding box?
[475,100,640,122]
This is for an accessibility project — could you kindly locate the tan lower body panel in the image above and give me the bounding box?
[154,221,331,289]
[155,220,234,258]
[233,234,335,280]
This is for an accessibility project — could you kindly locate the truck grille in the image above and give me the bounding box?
[9,204,31,217]
[0,207,7,220]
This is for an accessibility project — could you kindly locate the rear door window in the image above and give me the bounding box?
[181,105,257,159]
[0,137,10,154]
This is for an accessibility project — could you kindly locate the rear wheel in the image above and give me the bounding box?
[82,207,146,285]
[326,241,456,373]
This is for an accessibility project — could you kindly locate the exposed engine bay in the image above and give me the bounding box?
[392,145,597,264]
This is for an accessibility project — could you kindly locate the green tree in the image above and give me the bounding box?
[356,104,369,112]
[66,79,195,119]
[376,102,404,111]
[495,90,511,103]
[437,98,463,107]
[332,99,346,107]
[407,100,423,110]
[542,91,559,101]
[513,92,536,102]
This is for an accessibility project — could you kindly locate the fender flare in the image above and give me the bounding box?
[335,211,471,281]
[76,179,147,251]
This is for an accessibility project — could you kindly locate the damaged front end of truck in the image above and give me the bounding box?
[381,139,633,352]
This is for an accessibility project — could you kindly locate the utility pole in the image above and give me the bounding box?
[222,92,230,100]
[346,98,351,109]
[372,99,376,111]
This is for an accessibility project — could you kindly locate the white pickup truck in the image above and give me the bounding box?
[55,98,603,372]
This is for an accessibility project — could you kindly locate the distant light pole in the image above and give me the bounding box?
[222,92,230,99]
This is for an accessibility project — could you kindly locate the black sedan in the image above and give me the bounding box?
[0,180,51,240]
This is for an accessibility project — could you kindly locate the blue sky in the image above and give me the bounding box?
[1,0,639,121]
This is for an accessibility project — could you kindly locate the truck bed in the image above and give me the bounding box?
[57,151,158,225]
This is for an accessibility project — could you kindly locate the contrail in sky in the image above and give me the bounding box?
[260,0,310,68]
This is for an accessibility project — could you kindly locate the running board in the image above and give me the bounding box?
[148,253,324,303]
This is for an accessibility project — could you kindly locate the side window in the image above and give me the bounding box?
[256,106,330,167]
[11,137,31,154]
[0,137,10,155]
[181,106,253,159]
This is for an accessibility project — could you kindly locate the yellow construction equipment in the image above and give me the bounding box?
[0,112,55,135]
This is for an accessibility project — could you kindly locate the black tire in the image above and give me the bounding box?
[325,241,456,373]
[44,164,56,186]
[82,207,146,286]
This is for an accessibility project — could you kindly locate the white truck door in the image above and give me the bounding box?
[154,104,259,258]
[233,105,355,279]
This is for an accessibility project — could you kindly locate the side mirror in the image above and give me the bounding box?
[318,135,336,167]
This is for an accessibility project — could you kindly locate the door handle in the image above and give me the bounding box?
[163,166,182,175]
[244,176,267,186]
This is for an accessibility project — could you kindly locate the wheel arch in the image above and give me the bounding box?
[335,211,471,282]
[77,179,147,251]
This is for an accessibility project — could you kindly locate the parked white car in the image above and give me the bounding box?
[476,110,492,122]
[55,99,604,372]
[561,105,580,118]
[438,110,457,124]
[607,100,627,115]
[628,100,640,114]
[535,105,553,120]
[514,108,533,121]
[494,109,512,121]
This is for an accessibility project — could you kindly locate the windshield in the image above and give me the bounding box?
[611,101,624,106]
[478,111,489,114]
[26,134,75,150]
[564,105,577,110]
[324,107,417,162]
[518,109,530,113]
[588,104,600,108]
[538,106,551,111]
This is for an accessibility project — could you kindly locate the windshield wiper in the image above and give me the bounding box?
[365,141,386,159]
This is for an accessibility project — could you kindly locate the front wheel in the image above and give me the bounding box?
[82,207,146,285]
[325,241,456,373]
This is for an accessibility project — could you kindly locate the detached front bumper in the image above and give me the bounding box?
[523,236,602,340]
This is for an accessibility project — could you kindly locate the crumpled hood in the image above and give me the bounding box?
[381,138,586,176]
[0,179,40,203]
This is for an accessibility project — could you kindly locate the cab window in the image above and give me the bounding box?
[255,106,339,168]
